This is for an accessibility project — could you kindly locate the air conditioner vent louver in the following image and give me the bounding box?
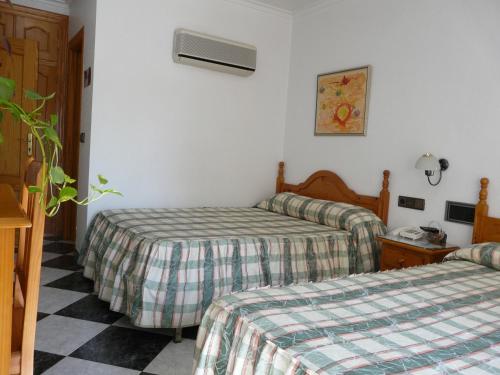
[173,29,257,76]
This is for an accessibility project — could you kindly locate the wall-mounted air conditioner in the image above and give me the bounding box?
[173,29,257,77]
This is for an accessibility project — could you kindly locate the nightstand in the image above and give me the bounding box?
[378,234,459,271]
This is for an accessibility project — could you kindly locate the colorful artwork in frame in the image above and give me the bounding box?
[315,66,370,136]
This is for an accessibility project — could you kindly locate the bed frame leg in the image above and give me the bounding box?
[174,328,182,343]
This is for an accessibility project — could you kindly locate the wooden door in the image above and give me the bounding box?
[0,38,38,191]
[0,3,69,238]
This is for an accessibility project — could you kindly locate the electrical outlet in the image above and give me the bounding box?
[398,196,425,211]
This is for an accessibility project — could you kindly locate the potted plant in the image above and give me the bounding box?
[0,75,120,216]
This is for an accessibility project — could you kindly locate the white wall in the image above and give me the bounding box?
[284,0,500,246]
[69,0,96,247]
[80,0,291,241]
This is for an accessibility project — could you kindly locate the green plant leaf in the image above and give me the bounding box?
[49,166,65,184]
[105,189,123,196]
[7,102,23,121]
[25,90,56,101]
[90,184,122,197]
[25,90,45,100]
[64,175,76,184]
[97,174,108,185]
[0,75,121,216]
[47,196,58,209]
[90,184,102,194]
[43,127,62,148]
[28,185,42,193]
[59,186,78,202]
[0,77,15,101]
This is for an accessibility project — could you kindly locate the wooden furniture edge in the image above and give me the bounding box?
[275,161,390,224]
[377,236,459,255]
[0,181,35,374]
[0,185,31,229]
[473,177,500,243]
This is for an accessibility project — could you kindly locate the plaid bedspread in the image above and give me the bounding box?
[194,260,500,374]
[257,192,387,273]
[80,207,365,328]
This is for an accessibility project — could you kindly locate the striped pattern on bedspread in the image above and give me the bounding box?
[194,260,500,374]
[79,207,356,328]
[257,192,387,273]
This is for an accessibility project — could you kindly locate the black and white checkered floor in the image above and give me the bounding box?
[35,240,196,375]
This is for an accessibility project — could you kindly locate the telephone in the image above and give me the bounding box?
[390,226,425,240]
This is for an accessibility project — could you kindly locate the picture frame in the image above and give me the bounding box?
[314,66,370,136]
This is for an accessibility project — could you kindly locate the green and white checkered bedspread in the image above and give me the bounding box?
[194,259,500,374]
[80,206,384,328]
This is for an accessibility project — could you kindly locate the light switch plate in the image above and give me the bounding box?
[398,196,425,211]
[84,67,92,87]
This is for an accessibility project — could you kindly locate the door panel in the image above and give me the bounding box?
[15,16,60,63]
[0,12,14,37]
[0,39,38,191]
[1,3,69,238]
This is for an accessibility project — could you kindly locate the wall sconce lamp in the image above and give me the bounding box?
[415,153,449,186]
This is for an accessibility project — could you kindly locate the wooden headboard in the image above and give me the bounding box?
[473,178,500,243]
[275,162,390,224]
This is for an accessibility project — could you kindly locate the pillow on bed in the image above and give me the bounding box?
[444,242,500,270]
[256,192,385,231]
[256,192,387,272]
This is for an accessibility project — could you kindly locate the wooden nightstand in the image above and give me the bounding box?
[378,234,459,271]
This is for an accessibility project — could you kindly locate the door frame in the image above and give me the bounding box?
[62,28,84,241]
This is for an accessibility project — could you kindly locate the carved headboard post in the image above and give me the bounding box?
[473,177,489,243]
[276,161,285,193]
[377,170,390,225]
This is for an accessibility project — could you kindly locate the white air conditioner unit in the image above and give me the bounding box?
[173,29,257,77]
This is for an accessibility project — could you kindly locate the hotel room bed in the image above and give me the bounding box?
[79,162,390,329]
[194,177,500,374]
[194,247,500,374]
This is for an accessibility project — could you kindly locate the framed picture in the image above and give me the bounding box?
[315,66,370,136]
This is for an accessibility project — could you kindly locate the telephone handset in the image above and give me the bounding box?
[390,226,425,240]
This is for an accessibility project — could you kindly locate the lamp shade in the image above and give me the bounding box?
[415,153,440,171]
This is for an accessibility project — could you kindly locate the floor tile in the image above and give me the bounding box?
[42,357,141,375]
[43,242,76,254]
[34,350,65,375]
[144,339,195,375]
[42,255,82,271]
[55,295,123,324]
[45,271,94,293]
[70,326,171,371]
[35,315,108,356]
[38,286,88,314]
[37,312,50,321]
[42,252,62,263]
[40,267,74,285]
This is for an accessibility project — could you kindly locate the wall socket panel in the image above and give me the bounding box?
[398,196,425,211]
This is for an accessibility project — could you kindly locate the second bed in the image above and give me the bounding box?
[79,162,390,330]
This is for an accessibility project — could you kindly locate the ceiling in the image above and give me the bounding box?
[17,0,323,15]
[249,0,325,12]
